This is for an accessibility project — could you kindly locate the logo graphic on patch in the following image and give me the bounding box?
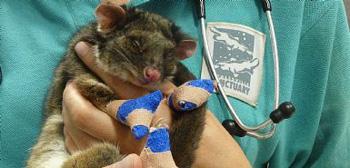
[201,22,266,106]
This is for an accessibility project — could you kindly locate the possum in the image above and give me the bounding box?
[27,2,205,168]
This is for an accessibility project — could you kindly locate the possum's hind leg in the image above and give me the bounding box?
[26,113,69,168]
[62,143,125,168]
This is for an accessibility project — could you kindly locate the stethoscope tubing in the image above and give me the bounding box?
[200,17,276,139]
[266,10,280,111]
[198,0,283,139]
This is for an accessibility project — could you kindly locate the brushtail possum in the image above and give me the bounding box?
[27,2,205,168]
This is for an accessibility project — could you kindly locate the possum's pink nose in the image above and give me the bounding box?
[144,67,161,82]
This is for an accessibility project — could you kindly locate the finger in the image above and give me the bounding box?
[63,82,120,141]
[103,154,142,168]
[74,42,106,82]
[105,100,126,120]
[159,80,177,97]
[101,0,130,6]
[168,80,215,112]
[139,127,177,168]
[192,111,251,167]
[63,82,146,153]
[118,0,130,5]
[106,90,163,140]
[63,126,78,154]
[74,42,148,99]
[151,99,173,128]
[63,104,100,152]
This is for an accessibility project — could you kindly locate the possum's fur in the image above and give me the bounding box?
[27,6,205,168]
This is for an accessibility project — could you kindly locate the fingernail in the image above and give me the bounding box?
[178,101,197,111]
[66,80,73,86]
[132,125,149,140]
[75,42,92,58]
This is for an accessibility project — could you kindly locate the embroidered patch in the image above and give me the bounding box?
[201,22,266,106]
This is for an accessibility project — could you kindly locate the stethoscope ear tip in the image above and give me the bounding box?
[222,102,296,138]
[270,101,296,123]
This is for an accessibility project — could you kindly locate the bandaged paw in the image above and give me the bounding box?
[114,90,163,139]
[140,127,178,168]
[168,79,216,112]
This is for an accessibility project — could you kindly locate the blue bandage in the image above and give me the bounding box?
[168,94,197,112]
[167,94,176,112]
[178,101,197,111]
[168,79,215,112]
[146,128,170,153]
[117,90,163,123]
[132,125,150,140]
[186,79,215,93]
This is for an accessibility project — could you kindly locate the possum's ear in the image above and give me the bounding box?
[176,40,197,60]
[95,1,126,33]
[171,24,197,59]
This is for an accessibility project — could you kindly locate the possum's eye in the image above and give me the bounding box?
[163,48,176,59]
[129,38,144,53]
[131,40,141,49]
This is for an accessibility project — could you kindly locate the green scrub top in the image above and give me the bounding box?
[0,0,349,167]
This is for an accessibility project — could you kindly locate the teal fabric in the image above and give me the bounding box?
[0,0,349,167]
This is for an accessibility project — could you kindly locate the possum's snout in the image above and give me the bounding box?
[143,66,161,83]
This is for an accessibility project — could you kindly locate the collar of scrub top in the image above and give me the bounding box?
[194,0,296,139]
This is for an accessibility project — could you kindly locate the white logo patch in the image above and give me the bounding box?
[201,22,266,106]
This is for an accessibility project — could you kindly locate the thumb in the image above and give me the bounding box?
[103,154,143,168]
[159,80,177,97]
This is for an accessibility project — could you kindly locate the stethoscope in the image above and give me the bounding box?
[194,0,296,139]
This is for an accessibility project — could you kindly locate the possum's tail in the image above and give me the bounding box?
[169,103,206,168]
[26,113,125,168]
[26,114,69,168]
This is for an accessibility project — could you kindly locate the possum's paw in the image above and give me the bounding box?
[116,90,163,139]
[168,79,216,112]
[140,127,178,168]
[62,143,124,168]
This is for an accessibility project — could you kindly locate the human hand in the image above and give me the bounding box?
[192,111,251,168]
[64,41,250,167]
[103,154,142,168]
[100,0,130,6]
[62,42,175,155]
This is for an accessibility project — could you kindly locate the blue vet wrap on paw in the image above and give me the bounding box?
[186,79,215,93]
[168,94,176,112]
[132,125,149,140]
[168,88,198,112]
[117,90,163,123]
[146,128,170,153]
[178,101,197,111]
